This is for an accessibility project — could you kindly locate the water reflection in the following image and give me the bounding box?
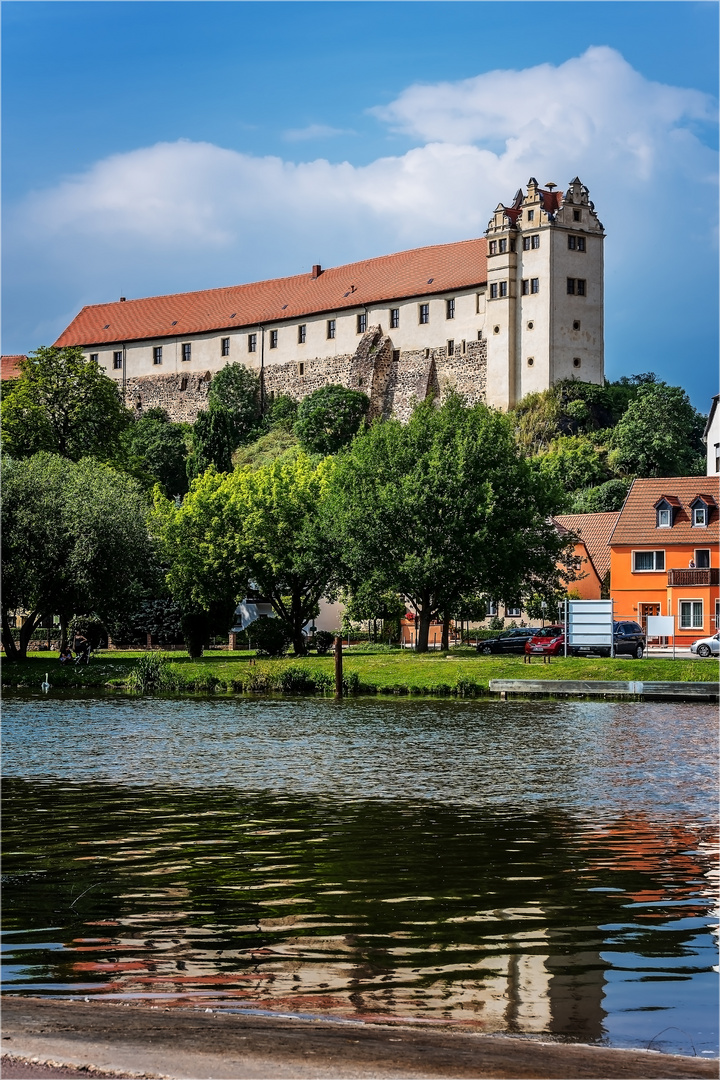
[2,695,718,1057]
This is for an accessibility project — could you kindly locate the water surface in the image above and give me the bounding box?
[2,695,717,1057]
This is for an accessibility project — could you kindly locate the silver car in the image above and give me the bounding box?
[690,633,720,658]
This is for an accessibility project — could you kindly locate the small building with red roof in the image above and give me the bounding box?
[1,355,26,381]
[553,511,619,600]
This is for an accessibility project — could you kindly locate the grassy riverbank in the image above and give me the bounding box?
[3,646,718,694]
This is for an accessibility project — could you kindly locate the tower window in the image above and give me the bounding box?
[531,234,540,249]
[446,298,455,319]
[573,209,581,221]
[499,281,508,297]
[527,357,534,367]
[522,237,530,251]
[527,321,534,330]
[221,337,230,356]
[419,303,429,324]
[531,278,539,294]
[269,329,278,349]
[573,357,581,368]
[489,240,497,255]
[573,320,581,330]
[499,239,507,254]
[521,279,529,295]
[568,235,586,251]
[527,210,534,221]
[490,283,498,299]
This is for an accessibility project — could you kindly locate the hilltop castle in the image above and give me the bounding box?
[54,176,605,421]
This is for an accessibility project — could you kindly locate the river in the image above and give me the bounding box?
[2,693,717,1057]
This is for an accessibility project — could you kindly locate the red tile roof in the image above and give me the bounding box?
[553,511,619,581]
[610,476,720,546]
[1,355,25,381]
[54,238,488,348]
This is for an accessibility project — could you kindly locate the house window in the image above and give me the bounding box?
[221,337,230,356]
[89,353,99,363]
[419,303,429,324]
[113,351,123,369]
[390,308,400,329]
[715,444,719,473]
[153,346,163,365]
[248,333,257,353]
[298,324,306,344]
[633,550,665,572]
[489,240,497,255]
[181,343,191,362]
[531,278,539,294]
[521,279,529,295]
[327,319,336,339]
[269,329,278,349]
[531,234,540,249]
[680,601,703,629]
[692,506,707,527]
[657,505,672,527]
[357,313,367,334]
[695,549,711,568]
[486,600,498,616]
[447,340,454,357]
[446,298,455,319]
[490,284,498,300]
[506,605,522,618]
[499,239,507,254]
[527,210,535,221]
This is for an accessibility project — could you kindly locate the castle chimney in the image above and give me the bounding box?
[311,264,322,279]
[120,296,126,302]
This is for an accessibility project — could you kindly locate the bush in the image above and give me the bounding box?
[126,653,177,694]
[455,676,480,697]
[276,665,317,694]
[249,616,291,657]
[314,630,335,655]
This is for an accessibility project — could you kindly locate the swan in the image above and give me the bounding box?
[41,673,50,691]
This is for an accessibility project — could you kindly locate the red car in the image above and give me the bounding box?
[525,625,565,656]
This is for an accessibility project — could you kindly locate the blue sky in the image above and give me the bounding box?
[3,1,718,408]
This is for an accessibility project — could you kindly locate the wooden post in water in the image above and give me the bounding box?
[334,635,343,699]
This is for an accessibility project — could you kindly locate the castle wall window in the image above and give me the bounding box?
[568,278,587,296]
[181,343,191,362]
[577,279,586,296]
[633,550,665,572]
[419,303,429,324]
[490,284,498,299]
[447,340,454,356]
[521,279,529,295]
[248,333,257,353]
[327,319,336,339]
[531,278,539,294]
[221,337,230,356]
[527,210,534,221]
[357,313,367,334]
[568,235,586,251]
[113,351,123,369]
[298,362,305,376]
[489,240,497,255]
[477,330,483,340]
[269,330,278,349]
[680,600,703,629]
[531,234,540,249]
[499,239,507,254]
[390,308,400,329]
[499,281,508,297]
[446,298,455,319]
[90,353,98,363]
[298,324,306,344]
[522,236,531,251]
[573,209,581,221]
[153,346,163,365]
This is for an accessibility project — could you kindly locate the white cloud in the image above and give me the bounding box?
[4,46,717,396]
[283,123,355,141]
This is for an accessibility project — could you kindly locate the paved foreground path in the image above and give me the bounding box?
[2,998,717,1080]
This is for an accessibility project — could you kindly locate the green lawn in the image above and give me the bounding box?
[3,646,718,695]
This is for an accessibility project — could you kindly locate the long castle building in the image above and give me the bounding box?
[54,176,605,421]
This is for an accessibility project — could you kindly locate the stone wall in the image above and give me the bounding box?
[124,328,488,424]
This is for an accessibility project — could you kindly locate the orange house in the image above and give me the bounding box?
[553,511,619,599]
[609,477,719,644]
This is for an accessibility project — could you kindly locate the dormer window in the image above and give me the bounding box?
[690,496,713,527]
[693,506,707,527]
[654,496,678,528]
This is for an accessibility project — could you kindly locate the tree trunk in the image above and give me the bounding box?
[16,610,41,661]
[2,609,20,661]
[416,601,432,653]
[441,610,451,651]
[291,594,308,656]
[59,613,69,651]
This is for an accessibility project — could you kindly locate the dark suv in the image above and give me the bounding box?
[570,621,646,659]
[477,628,542,655]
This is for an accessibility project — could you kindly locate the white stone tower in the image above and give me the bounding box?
[484,176,605,410]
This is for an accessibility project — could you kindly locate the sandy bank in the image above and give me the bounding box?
[2,997,717,1080]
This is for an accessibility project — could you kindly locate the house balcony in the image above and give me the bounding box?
[667,568,719,587]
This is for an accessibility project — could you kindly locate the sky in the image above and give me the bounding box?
[2,1,718,408]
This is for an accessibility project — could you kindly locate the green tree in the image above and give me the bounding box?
[536,435,610,495]
[1,454,158,660]
[208,363,261,445]
[570,478,631,513]
[233,426,299,471]
[120,409,190,497]
[342,582,405,642]
[608,382,706,478]
[294,384,369,455]
[327,394,569,652]
[186,405,237,480]
[155,450,337,655]
[1,347,131,461]
[266,393,299,431]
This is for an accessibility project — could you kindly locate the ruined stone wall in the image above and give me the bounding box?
[124,328,487,424]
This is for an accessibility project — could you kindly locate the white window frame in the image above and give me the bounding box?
[679,600,703,629]
[632,550,665,572]
[692,506,707,527]
[657,507,671,527]
[505,605,522,618]
[486,600,498,616]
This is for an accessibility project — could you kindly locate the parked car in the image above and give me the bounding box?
[477,628,542,655]
[524,625,565,656]
[569,620,646,659]
[690,633,720,658]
